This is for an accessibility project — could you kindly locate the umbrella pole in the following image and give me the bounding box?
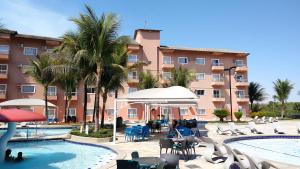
[0,122,16,162]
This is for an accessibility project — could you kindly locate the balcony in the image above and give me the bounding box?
[235,64,248,72]
[236,95,249,103]
[0,91,6,99]
[162,62,174,69]
[47,95,57,100]
[64,93,77,101]
[211,63,224,71]
[235,79,248,87]
[211,78,224,86]
[0,71,7,79]
[212,95,225,102]
[127,78,139,84]
[0,53,9,60]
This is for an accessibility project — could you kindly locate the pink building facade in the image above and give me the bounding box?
[0,28,249,123]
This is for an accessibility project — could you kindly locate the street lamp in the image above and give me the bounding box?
[224,66,236,121]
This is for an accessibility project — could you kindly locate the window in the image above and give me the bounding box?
[178,57,188,64]
[87,86,96,94]
[47,108,56,118]
[68,108,76,117]
[235,74,244,82]
[128,87,137,93]
[128,108,137,118]
[0,45,9,54]
[0,64,8,74]
[235,60,244,67]
[86,109,93,116]
[195,89,205,96]
[211,59,220,66]
[162,72,172,80]
[106,109,114,116]
[163,56,172,64]
[213,90,221,98]
[47,86,57,96]
[195,73,205,80]
[212,74,222,82]
[195,58,205,65]
[179,108,188,115]
[21,85,35,93]
[197,109,206,115]
[128,71,138,79]
[0,84,7,94]
[128,55,138,63]
[24,47,38,56]
[65,89,77,96]
[162,108,172,116]
[21,65,33,73]
[236,90,245,98]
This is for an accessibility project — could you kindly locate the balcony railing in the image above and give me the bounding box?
[212,94,225,102]
[211,63,224,71]
[236,95,249,102]
[235,63,248,72]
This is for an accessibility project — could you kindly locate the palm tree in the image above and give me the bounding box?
[27,53,56,122]
[59,31,97,130]
[167,66,194,119]
[71,5,119,131]
[248,82,266,112]
[138,71,158,89]
[273,79,294,118]
[169,66,194,87]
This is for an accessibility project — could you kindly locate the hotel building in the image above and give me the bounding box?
[0,28,249,122]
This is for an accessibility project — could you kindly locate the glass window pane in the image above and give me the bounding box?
[195,58,205,65]
[24,47,38,56]
[128,108,137,118]
[22,85,35,93]
[128,55,138,63]
[163,56,172,64]
[196,73,204,80]
[0,45,9,54]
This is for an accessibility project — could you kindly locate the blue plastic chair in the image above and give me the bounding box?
[125,127,134,141]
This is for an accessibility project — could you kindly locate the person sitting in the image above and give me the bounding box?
[5,149,14,161]
[15,152,23,162]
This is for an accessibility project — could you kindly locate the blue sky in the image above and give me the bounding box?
[1,0,300,102]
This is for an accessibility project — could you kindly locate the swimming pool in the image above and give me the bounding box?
[0,128,72,137]
[227,136,300,166]
[0,140,117,169]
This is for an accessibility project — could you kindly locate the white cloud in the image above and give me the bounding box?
[0,0,74,38]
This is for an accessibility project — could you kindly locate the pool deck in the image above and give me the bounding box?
[69,120,300,169]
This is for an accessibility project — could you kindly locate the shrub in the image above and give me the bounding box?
[213,109,229,122]
[70,129,113,138]
[234,111,243,122]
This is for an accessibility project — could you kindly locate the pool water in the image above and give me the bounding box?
[228,138,300,166]
[0,140,117,169]
[0,128,72,137]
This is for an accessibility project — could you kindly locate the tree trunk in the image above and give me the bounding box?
[94,68,102,132]
[100,92,107,128]
[281,100,285,118]
[82,83,88,132]
[64,96,68,122]
[44,86,49,124]
[250,101,253,112]
[178,107,181,120]
[66,96,71,123]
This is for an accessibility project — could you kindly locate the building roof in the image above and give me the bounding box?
[160,45,249,55]
[15,34,61,42]
[134,28,161,39]
[0,28,61,42]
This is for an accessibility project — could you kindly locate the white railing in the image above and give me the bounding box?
[212,62,223,66]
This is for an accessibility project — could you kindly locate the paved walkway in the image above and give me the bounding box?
[70,120,300,169]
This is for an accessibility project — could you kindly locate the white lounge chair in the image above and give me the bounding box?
[202,138,228,164]
[272,122,285,134]
[223,144,250,169]
[297,123,300,134]
[248,122,263,134]
[228,122,247,135]
[233,149,279,169]
[216,125,237,135]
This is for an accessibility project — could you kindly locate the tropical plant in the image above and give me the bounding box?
[234,111,243,122]
[248,82,266,112]
[138,71,158,89]
[213,109,229,122]
[273,79,294,118]
[59,31,97,130]
[168,66,194,87]
[71,5,119,131]
[293,103,300,112]
[27,53,56,122]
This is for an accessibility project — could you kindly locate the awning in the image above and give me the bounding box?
[0,99,56,107]
[117,86,198,105]
[0,108,46,122]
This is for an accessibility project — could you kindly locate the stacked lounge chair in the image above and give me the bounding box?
[216,125,237,135]
[201,137,228,164]
[272,122,285,134]
[248,122,263,134]
[228,122,247,135]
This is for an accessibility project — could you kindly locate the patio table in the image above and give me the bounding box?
[136,157,165,169]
